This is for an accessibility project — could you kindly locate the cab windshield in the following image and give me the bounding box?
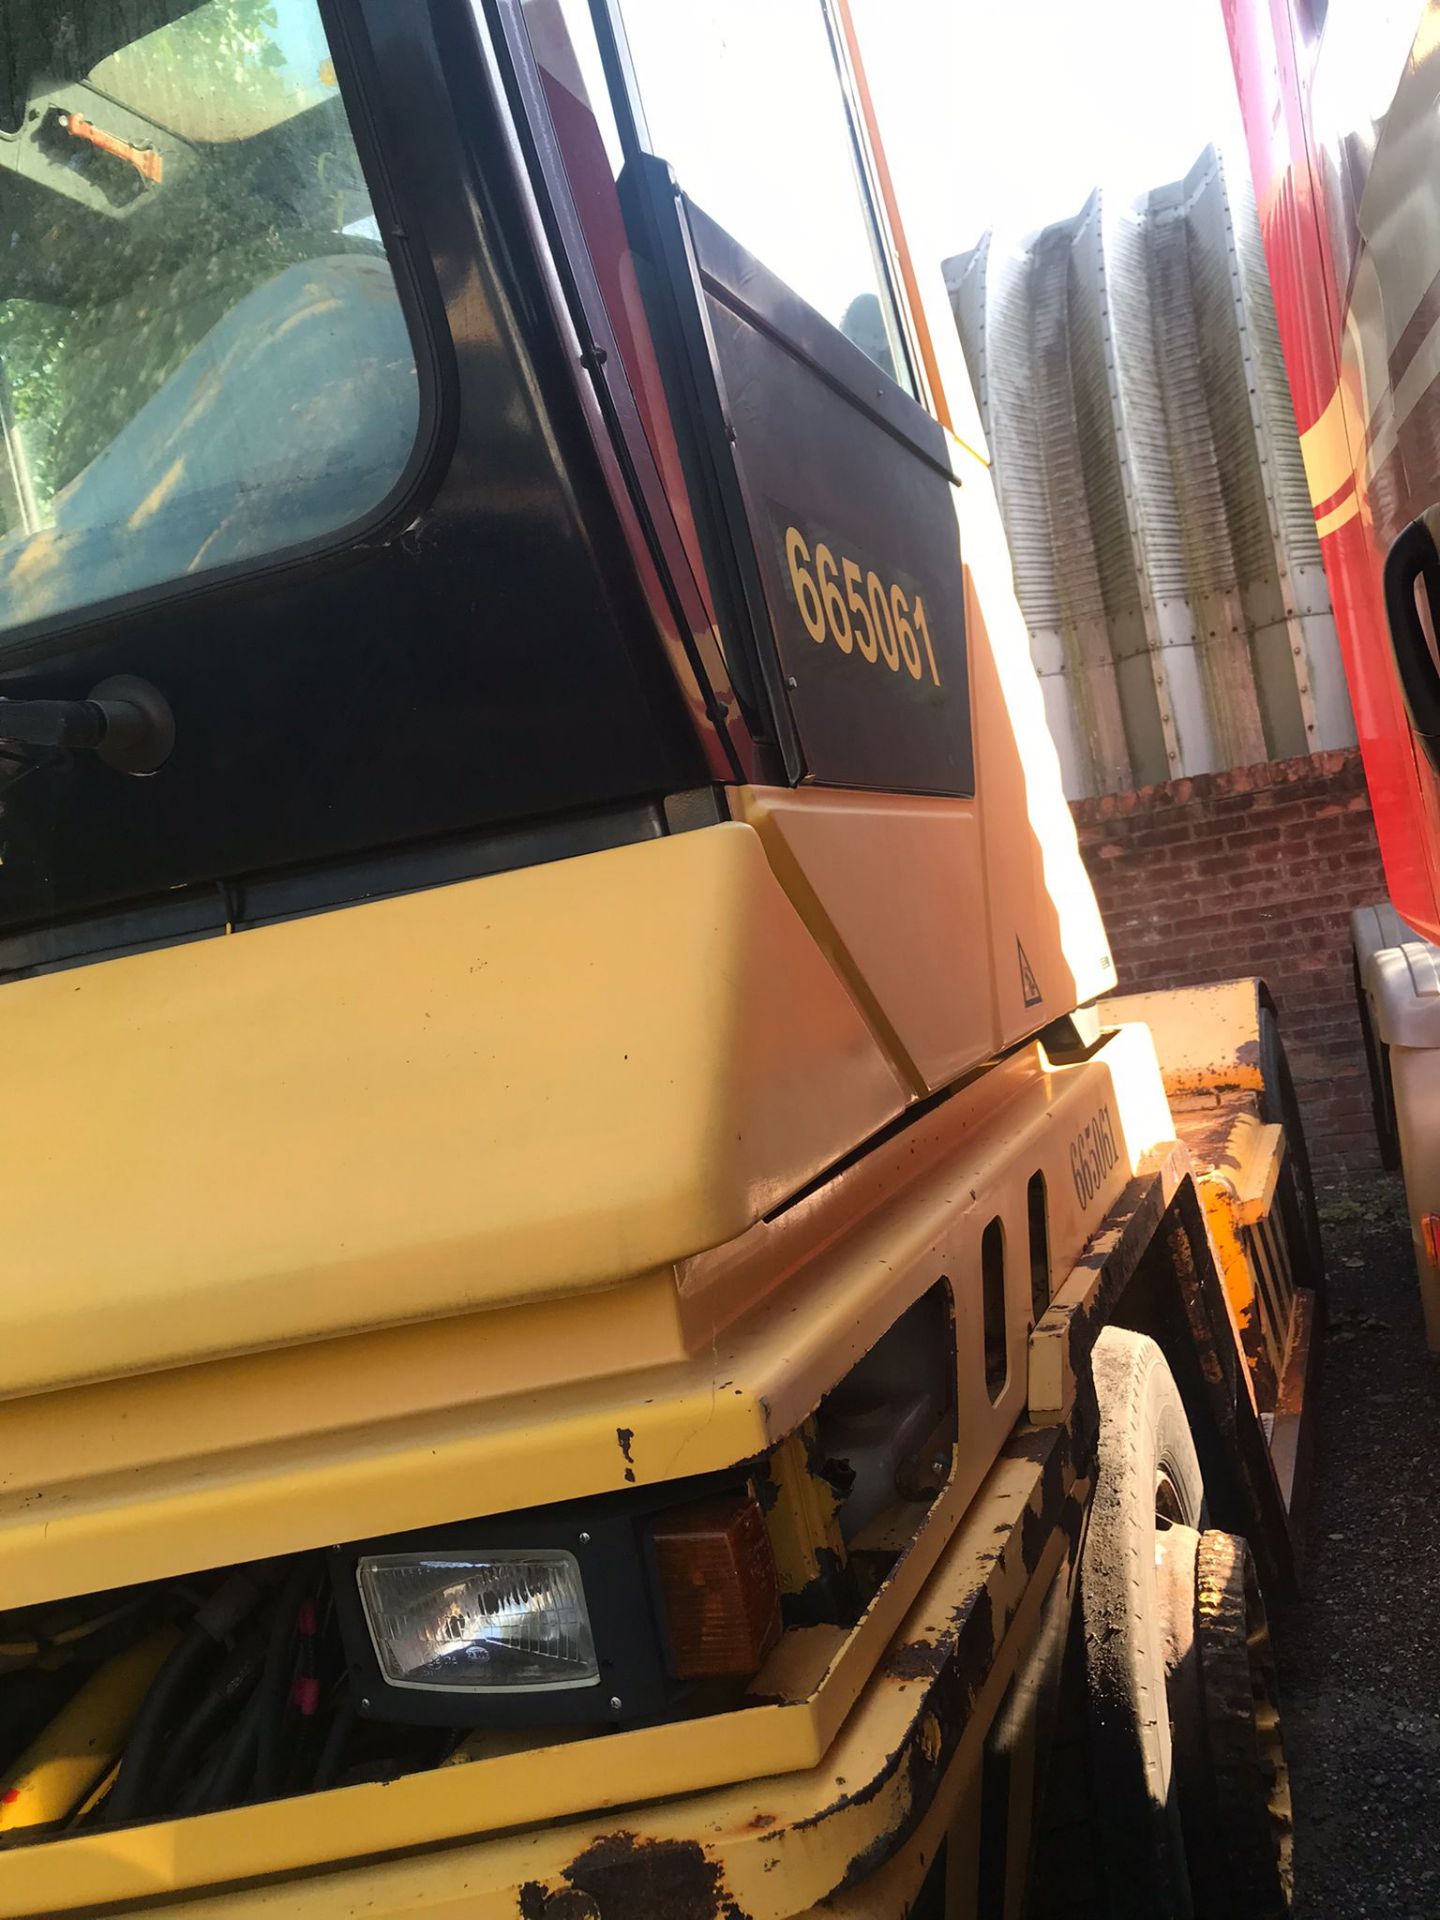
[0,0,419,639]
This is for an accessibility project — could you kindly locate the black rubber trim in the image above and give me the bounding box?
[1383,515,1440,773]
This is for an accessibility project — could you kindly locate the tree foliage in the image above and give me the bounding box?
[138,0,286,87]
[0,0,296,522]
[0,304,67,511]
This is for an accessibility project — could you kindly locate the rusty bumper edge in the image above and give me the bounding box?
[522,1424,1084,1920]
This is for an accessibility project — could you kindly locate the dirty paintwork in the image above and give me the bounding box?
[559,1832,745,1920]
[1169,1085,1316,1549]
[1028,1147,1185,1425]
[0,995,1312,1918]
[758,1424,849,1614]
[522,1428,1086,1920]
[3,1433,1083,1920]
[1153,1182,1297,1602]
[1110,980,1266,1098]
[1197,1173,1282,1407]
[1034,1149,1298,1602]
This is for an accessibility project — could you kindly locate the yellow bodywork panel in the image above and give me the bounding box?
[1028,1139,1189,1426]
[762,1425,847,1597]
[1109,980,1265,1097]
[1187,1107,1293,1406]
[1197,1175,1275,1402]
[0,1030,1165,1611]
[734,786,996,1096]
[0,1434,1080,1920]
[0,822,906,1401]
[1220,1113,1286,1226]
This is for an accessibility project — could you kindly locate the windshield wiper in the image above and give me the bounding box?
[0,675,174,775]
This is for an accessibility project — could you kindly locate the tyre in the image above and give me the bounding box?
[1080,1329,1204,1919]
[1161,1526,1293,1919]
[1072,1329,1293,1920]
[1258,1002,1327,1303]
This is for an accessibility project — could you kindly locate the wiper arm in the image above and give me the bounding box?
[0,675,174,775]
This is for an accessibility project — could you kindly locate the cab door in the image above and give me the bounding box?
[596,0,974,799]
[494,0,1115,1076]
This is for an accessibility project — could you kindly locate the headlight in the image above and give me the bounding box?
[334,1477,781,1728]
[357,1551,598,1693]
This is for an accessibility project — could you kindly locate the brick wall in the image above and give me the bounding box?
[1072,748,1388,1176]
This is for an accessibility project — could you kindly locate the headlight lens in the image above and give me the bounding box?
[356,1551,599,1692]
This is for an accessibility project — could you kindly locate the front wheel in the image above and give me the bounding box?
[1077,1329,1292,1918]
[1079,1329,1203,1918]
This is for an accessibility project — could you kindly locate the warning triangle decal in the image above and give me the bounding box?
[1017,938,1043,1009]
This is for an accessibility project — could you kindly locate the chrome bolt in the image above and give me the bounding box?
[578,1531,592,1545]
[609,1695,623,1712]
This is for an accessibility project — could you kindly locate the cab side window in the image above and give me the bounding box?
[0,0,419,638]
[615,0,914,393]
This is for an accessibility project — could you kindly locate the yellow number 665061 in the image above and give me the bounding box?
[784,525,940,687]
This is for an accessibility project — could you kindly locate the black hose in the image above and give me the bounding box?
[312,1696,358,1792]
[252,1562,313,1801]
[103,1623,218,1824]
[204,1690,264,1811]
[103,1568,269,1825]
[180,1689,262,1815]
[175,1740,223,1817]
[152,1624,267,1809]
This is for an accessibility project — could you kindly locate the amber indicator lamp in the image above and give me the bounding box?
[651,1492,782,1679]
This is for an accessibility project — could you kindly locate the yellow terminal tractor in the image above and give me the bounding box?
[0,2,1315,1915]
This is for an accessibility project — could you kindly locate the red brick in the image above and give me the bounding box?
[1073,745,1384,1174]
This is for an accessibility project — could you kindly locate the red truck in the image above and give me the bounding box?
[1227,0,1440,1343]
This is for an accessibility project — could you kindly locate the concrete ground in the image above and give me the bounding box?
[1284,1173,1440,1918]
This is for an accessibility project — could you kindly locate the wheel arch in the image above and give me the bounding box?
[1104,1176,1296,1603]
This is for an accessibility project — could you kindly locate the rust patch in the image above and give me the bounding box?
[884,1637,947,1682]
[794,1748,904,1835]
[1021,1494,1048,1571]
[525,1894,600,1920]
[802,1429,1076,1897]
[1235,1038,1261,1070]
[819,1454,858,1499]
[563,1831,747,1920]
[616,1427,635,1464]
[837,1814,910,1894]
[1005,1426,1054,1465]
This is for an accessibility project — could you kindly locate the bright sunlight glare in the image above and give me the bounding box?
[852,0,1247,269]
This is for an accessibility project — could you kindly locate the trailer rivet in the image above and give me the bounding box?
[578,1531,591,1545]
[609,1695,623,1712]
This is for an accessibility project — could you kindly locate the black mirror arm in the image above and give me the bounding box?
[0,675,174,775]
